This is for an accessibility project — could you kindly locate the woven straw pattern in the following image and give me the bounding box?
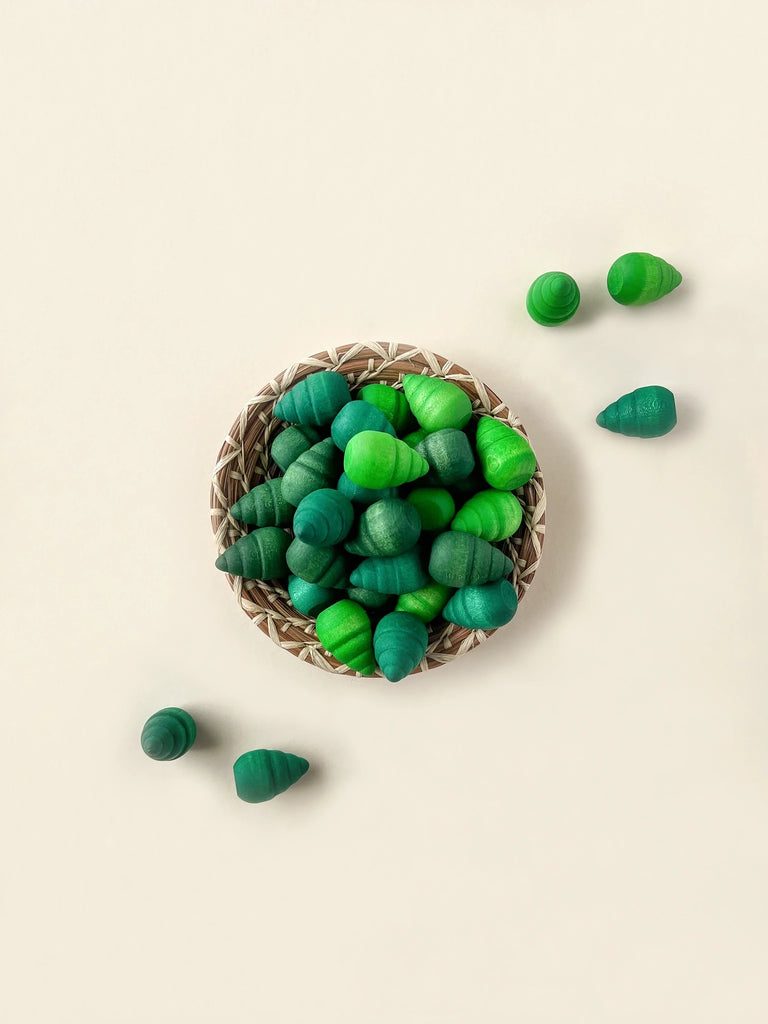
[210,343,546,676]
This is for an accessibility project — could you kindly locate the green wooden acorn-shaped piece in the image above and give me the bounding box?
[406,487,455,532]
[443,579,519,630]
[344,498,421,557]
[281,438,341,507]
[358,383,414,434]
[415,428,475,485]
[293,488,354,547]
[428,531,512,588]
[337,472,397,506]
[526,271,580,326]
[273,370,351,425]
[402,374,473,432]
[286,537,349,588]
[394,582,453,624]
[451,489,523,542]
[141,707,196,761]
[349,549,429,595]
[373,612,428,681]
[233,749,310,803]
[607,252,682,306]
[230,478,294,527]
[475,417,537,491]
[315,599,376,674]
[215,526,290,579]
[344,431,429,489]
[288,575,337,617]
[270,424,322,472]
[330,400,396,450]
[596,385,677,438]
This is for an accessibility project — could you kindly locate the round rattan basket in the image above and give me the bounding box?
[210,343,546,676]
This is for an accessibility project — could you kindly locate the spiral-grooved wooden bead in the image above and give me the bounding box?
[141,708,196,761]
[349,549,429,595]
[292,488,354,547]
[428,532,512,588]
[402,374,472,432]
[373,612,428,681]
[475,417,537,491]
[287,575,337,617]
[450,489,523,542]
[442,579,519,630]
[344,498,421,557]
[215,527,290,579]
[344,432,429,489]
[233,749,310,803]
[330,400,396,450]
[281,438,341,507]
[596,385,677,438]
[526,271,580,325]
[286,537,349,588]
[230,478,294,527]
[607,252,682,306]
[273,371,351,425]
[394,582,453,624]
[414,428,475,485]
[269,424,322,472]
[315,599,376,674]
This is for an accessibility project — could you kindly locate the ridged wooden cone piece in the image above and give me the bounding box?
[443,579,519,630]
[141,708,196,761]
[596,385,677,438]
[230,478,294,527]
[451,490,523,542]
[349,549,429,595]
[315,599,376,674]
[330,400,396,450]
[281,438,341,507]
[233,749,310,803]
[215,527,290,579]
[346,586,391,610]
[358,383,414,434]
[406,488,455,532]
[273,370,351,425]
[428,532,512,588]
[344,498,421,557]
[373,611,428,681]
[286,538,349,588]
[269,424,322,472]
[337,473,397,506]
[607,252,682,306]
[475,416,537,491]
[344,431,428,489]
[292,488,354,547]
[394,582,453,624]
[414,428,475,485]
[526,271,580,325]
[402,374,472,432]
[287,575,337,617]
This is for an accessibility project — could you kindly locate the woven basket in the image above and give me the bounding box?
[210,343,546,676]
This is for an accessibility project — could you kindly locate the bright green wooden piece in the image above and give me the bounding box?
[475,417,537,491]
[402,374,472,432]
[349,549,429,595]
[233,749,309,803]
[394,582,452,624]
[607,252,682,305]
[344,431,428,489]
[337,472,397,506]
[215,527,290,579]
[401,427,429,448]
[315,599,376,674]
[141,708,196,761]
[269,424,322,472]
[526,271,580,325]
[288,575,337,617]
[346,586,392,610]
[281,438,341,506]
[344,498,421,557]
[428,531,512,588]
[286,537,349,588]
[293,488,354,547]
[596,385,677,437]
[451,489,523,542]
[443,579,519,630]
[330,400,396,450]
[273,371,351,425]
[230,478,294,527]
[406,487,455,532]
[357,383,414,434]
[373,612,428,681]
[415,428,475,485]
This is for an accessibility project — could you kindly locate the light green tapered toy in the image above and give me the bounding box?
[344,498,421,557]
[285,537,349,588]
[349,549,429,595]
[402,374,472,432]
[233,749,310,803]
[596,385,677,438]
[230,478,294,527]
[607,252,682,305]
[292,488,354,547]
[451,489,523,542]
[428,532,512,588]
[443,579,519,630]
[373,612,428,681]
[344,431,429,489]
[215,526,291,579]
[394,582,453,624]
[273,370,351,425]
[475,417,537,491]
[315,599,376,674]
[414,428,475,485]
[281,438,341,506]
[357,383,414,434]
[526,271,580,325]
[269,424,322,472]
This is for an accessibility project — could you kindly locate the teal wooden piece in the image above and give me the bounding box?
[349,549,429,595]
[428,532,512,587]
[402,374,472,432]
[269,424,322,472]
[337,472,397,506]
[233,749,310,803]
[415,428,475,485]
[596,385,677,437]
[373,612,428,681]
[141,708,196,761]
[357,383,414,434]
[344,432,429,489]
[281,438,341,506]
[344,498,421,557]
[215,527,290,579]
[316,599,376,674]
[443,579,519,630]
[475,417,537,491]
[286,538,349,588]
[607,252,682,305]
[230,478,294,527]
[330,400,396,450]
[406,487,455,532]
[288,575,337,617]
[293,488,354,547]
[451,489,523,542]
[273,371,351,425]
[394,582,453,624]
[526,271,580,325]
[346,586,392,610]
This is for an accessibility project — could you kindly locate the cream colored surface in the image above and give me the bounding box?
[1,3,767,1022]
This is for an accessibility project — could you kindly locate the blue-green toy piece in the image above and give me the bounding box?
[230,478,294,527]
[344,498,421,557]
[443,579,519,630]
[281,437,341,507]
[288,575,337,617]
[346,586,392,610]
[215,526,290,579]
[428,531,512,587]
[233,749,310,803]
[292,488,354,547]
[526,271,580,325]
[349,549,429,595]
[141,707,196,761]
[285,537,349,588]
[269,424,322,472]
[330,401,396,451]
[415,428,475,485]
[273,371,351,426]
[337,472,397,506]
[373,611,429,681]
[596,385,677,438]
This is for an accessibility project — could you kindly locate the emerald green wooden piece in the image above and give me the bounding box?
[349,549,429,595]
[401,427,429,448]
[402,374,472,432]
[607,252,682,305]
[344,431,429,489]
[281,438,341,507]
[269,424,322,472]
[330,400,396,450]
[451,489,523,542]
[293,488,354,547]
[406,487,456,532]
[526,271,580,325]
[337,472,397,506]
[141,707,196,761]
[415,428,475,485]
[286,537,349,588]
[346,586,392,610]
[215,527,290,579]
[373,611,428,681]
[443,579,519,630]
[596,385,677,437]
[475,417,537,491]
[288,575,337,617]
[230,478,294,527]
[358,383,414,434]
[273,370,351,425]
[315,599,376,674]
[344,498,421,557]
[233,749,310,803]
[394,582,453,624]
[428,531,512,587]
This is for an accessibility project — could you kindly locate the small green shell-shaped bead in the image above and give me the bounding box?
[233,749,310,803]
[141,707,196,761]
[316,599,376,674]
[607,252,682,306]
[475,417,537,491]
[273,370,351,425]
[596,385,677,438]
[288,575,337,617]
[344,431,429,489]
[281,438,341,506]
[330,400,396,450]
[215,526,290,579]
[406,487,456,532]
[401,427,429,448]
[337,472,397,506]
[402,374,472,432]
[346,586,392,610]
[415,428,475,485]
[394,582,453,624]
[451,489,523,542]
[269,424,322,472]
[344,498,421,557]
[230,478,294,527]
[526,271,580,326]
[428,532,512,588]
[443,579,519,630]
[358,383,414,434]
[373,611,428,682]
[293,488,354,547]
[286,538,349,588]
[349,549,429,595]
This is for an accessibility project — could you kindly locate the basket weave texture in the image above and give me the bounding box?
[210,343,546,676]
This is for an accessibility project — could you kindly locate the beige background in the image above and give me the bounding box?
[2,2,767,1021]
